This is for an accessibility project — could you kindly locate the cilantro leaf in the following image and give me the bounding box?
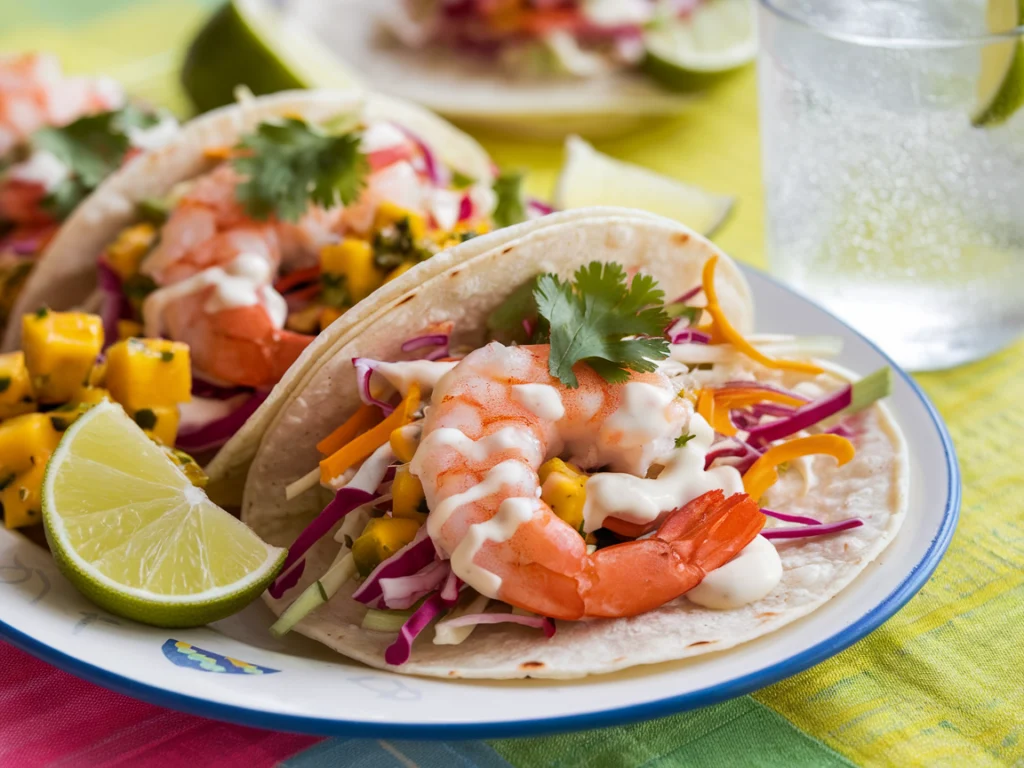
[492,170,526,229]
[233,118,368,223]
[451,169,476,189]
[534,261,670,388]
[31,105,159,219]
[675,432,695,448]
[664,303,702,325]
[487,277,539,342]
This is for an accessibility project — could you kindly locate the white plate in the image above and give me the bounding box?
[285,0,693,140]
[0,265,959,739]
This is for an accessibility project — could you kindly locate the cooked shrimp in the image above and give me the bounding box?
[411,343,765,620]
[159,286,312,388]
[0,53,123,157]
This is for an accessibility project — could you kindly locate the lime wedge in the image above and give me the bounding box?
[642,0,757,90]
[972,0,1024,126]
[43,401,284,627]
[182,0,360,113]
[554,135,734,236]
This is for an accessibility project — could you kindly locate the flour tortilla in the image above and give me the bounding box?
[1,88,495,352]
[236,212,908,679]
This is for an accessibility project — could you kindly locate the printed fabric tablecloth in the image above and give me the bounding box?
[1,2,1022,766]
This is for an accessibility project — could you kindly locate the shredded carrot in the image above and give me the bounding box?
[697,388,736,435]
[275,265,321,294]
[316,403,382,456]
[319,384,421,483]
[713,388,806,410]
[203,146,233,160]
[742,434,855,501]
[702,257,824,375]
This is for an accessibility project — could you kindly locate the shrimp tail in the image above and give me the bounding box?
[579,491,765,619]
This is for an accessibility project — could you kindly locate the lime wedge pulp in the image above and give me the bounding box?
[972,0,1024,126]
[553,135,735,236]
[182,0,359,113]
[642,0,757,90]
[43,401,284,627]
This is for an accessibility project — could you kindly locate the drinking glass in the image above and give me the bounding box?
[758,0,1024,370]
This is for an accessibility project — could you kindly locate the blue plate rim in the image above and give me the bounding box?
[0,264,961,741]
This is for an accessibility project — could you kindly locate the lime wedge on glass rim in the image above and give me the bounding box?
[972,0,1024,126]
[554,135,735,236]
[642,0,758,90]
[182,0,359,113]
[42,401,284,627]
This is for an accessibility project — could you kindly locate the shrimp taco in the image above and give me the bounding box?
[0,53,176,333]
[236,209,907,679]
[2,88,554,471]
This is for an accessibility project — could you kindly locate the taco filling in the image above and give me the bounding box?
[88,108,528,455]
[269,254,895,669]
[0,53,175,331]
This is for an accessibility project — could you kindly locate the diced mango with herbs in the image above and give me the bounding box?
[352,516,422,577]
[384,262,415,283]
[539,458,587,532]
[22,310,103,403]
[117,319,144,340]
[0,413,61,476]
[0,352,35,419]
[105,338,191,411]
[2,461,45,529]
[104,222,157,280]
[321,238,384,305]
[133,405,179,446]
[391,466,426,521]
[374,202,426,242]
[162,445,208,488]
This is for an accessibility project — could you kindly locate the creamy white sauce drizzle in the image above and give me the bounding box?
[594,381,683,476]
[449,497,540,597]
[360,122,407,153]
[581,414,743,533]
[9,149,70,191]
[685,536,783,610]
[369,359,458,399]
[126,114,178,151]
[412,427,543,470]
[336,441,395,493]
[511,383,565,421]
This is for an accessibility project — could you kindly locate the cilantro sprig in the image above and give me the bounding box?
[492,170,527,229]
[31,105,162,219]
[534,262,671,388]
[232,117,368,223]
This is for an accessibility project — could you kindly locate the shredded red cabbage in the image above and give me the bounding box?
[705,437,762,472]
[191,375,251,400]
[437,612,556,638]
[175,391,268,453]
[761,508,822,526]
[746,384,852,447]
[401,334,449,352]
[720,381,810,401]
[439,569,461,606]
[353,358,396,415]
[269,487,377,597]
[96,260,132,350]
[668,326,711,345]
[384,593,446,665]
[457,194,473,222]
[397,126,446,187]
[761,518,864,540]
[352,525,437,606]
[526,198,555,217]
[826,423,854,438]
[670,285,702,304]
[379,560,450,610]
[751,402,798,419]
[268,559,305,600]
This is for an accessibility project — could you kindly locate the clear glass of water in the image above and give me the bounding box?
[758,0,1024,370]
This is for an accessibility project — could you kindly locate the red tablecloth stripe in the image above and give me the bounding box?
[0,642,321,767]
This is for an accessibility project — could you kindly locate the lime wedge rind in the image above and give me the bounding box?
[972,0,1024,126]
[43,402,284,627]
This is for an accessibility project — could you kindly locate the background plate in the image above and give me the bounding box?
[0,265,959,739]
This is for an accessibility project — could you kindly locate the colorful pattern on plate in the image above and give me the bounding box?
[161,640,279,675]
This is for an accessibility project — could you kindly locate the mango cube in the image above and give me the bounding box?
[161,446,208,488]
[539,458,587,532]
[104,223,156,280]
[2,462,46,529]
[0,351,35,419]
[117,319,144,341]
[22,310,104,404]
[391,466,426,520]
[132,405,180,446]
[351,517,422,577]
[373,202,426,242]
[105,338,191,411]
[319,306,345,330]
[0,413,60,477]
[320,238,385,305]
[384,261,415,284]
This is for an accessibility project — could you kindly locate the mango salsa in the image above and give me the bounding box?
[1,462,45,529]
[351,517,422,577]
[373,202,426,242]
[0,413,61,476]
[104,222,156,280]
[391,466,426,521]
[22,310,104,403]
[0,352,35,419]
[117,319,144,340]
[133,405,179,447]
[105,338,191,411]
[539,458,588,532]
[320,238,385,305]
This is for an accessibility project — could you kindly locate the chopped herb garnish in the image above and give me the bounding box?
[320,273,350,309]
[675,432,696,448]
[458,230,478,242]
[0,376,10,393]
[492,170,527,229]
[534,262,670,388]
[34,307,48,319]
[33,105,162,219]
[160,351,174,362]
[316,580,329,602]
[451,169,476,189]
[665,304,703,325]
[233,118,368,222]
[18,486,29,502]
[372,217,429,270]
[133,408,157,430]
[122,274,158,302]
[0,473,13,491]
[137,197,171,225]
[50,416,71,432]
